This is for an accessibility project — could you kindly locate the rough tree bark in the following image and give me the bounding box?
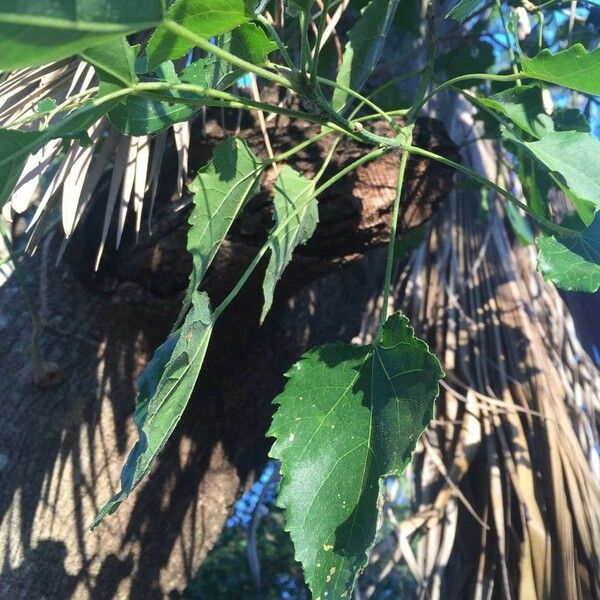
[0,116,458,598]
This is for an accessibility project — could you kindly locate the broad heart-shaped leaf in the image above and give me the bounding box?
[180,138,264,320]
[507,131,600,226]
[108,61,205,136]
[332,0,400,114]
[261,166,318,322]
[269,313,444,599]
[536,213,600,293]
[146,0,252,71]
[522,45,600,97]
[93,291,214,526]
[479,85,554,139]
[0,0,164,70]
[446,0,484,22]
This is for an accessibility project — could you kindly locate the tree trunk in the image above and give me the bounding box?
[0,117,458,598]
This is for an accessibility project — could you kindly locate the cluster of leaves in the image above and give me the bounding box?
[1,0,599,598]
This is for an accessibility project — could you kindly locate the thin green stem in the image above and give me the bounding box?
[413,72,525,116]
[257,14,297,71]
[163,19,293,89]
[314,147,389,196]
[278,65,400,130]
[298,12,312,77]
[496,0,522,83]
[405,144,575,236]
[379,150,409,329]
[406,0,437,124]
[310,0,332,88]
[214,146,390,319]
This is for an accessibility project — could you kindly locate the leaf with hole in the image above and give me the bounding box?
[269,313,443,599]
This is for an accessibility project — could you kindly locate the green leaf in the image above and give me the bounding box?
[505,202,533,246]
[269,313,444,599]
[262,166,318,322]
[286,0,314,15]
[146,0,252,71]
[393,224,426,263]
[0,0,164,70]
[521,45,600,97]
[80,38,139,89]
[507,130,600,225]
[446,0,484,22]
[193,22,278,92]
[479,85,554,139]
[0,129,40,208]
[93,290,214,526]
[108,61,204,135]
[553,108,590,133]
[181,138,264,319]
[332,0,400,113]
[536,213,600,292]
[440,40,495,85]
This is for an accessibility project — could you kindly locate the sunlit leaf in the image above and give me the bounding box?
[446,0,484,22]
[521,45,600,97]
[537,213,600,292]
[93,290,214,525]
[507,130,600,225]
[181,138,264,320]
[479,85,553,138]
[269,313,444,599]
[261,166,318,322]
[146,0,252,71]
[332,0,400,113]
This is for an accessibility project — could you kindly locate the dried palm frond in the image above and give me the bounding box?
[357,188,600,600]
[0,60,191,268]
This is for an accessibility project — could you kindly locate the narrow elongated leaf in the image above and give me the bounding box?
[262,167,317,322]
[269,313,444,599]
[146,0,251,71]
[446,0,484,22]
[0,0,164,70]
[108,61,205,136]
[180,138,264,320]
[522,45,600,97]
[507,131,600,225]
[537,213,600,292]
[332,0,400,113]
[93,290,214,525]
